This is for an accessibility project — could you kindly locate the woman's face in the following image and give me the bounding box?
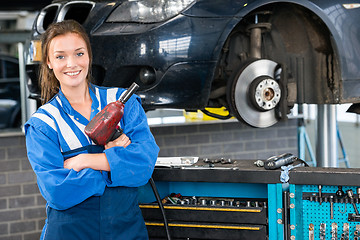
[47,33,90,90]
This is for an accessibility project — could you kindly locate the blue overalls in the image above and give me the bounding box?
[25,84,159,239]
[44,186,148,240]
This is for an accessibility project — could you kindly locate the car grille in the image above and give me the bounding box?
[36,1,95,34]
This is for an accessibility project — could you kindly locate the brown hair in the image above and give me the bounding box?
[40,19,93,104]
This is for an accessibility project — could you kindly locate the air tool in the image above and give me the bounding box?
[85,82,139,145]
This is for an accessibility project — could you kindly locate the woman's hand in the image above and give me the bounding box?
[105,133,131,150]
[64,154,86,172]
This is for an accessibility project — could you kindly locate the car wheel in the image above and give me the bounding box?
[226,59,282,128]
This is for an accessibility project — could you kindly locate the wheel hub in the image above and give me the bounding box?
[252,77,281,111]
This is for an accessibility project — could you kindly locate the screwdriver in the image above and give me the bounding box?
[329,195,334,219]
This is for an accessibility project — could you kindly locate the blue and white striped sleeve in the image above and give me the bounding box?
[24,118,106,210]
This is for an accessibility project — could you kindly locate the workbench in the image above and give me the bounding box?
[138,159,360,240]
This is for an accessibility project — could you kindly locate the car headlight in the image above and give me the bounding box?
[106,0,195,23]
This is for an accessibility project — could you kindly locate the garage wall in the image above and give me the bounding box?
[0,133,44,240]
[154,120,298,159]
[0,119,297,240]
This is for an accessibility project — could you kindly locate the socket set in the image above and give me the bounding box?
[300,185,360,240]
[164,194,266,208]
[140,195,268,240]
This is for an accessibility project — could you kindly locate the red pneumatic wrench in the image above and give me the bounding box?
[84,82,139,145]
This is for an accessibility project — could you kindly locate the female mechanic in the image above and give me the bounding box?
[25,19,159,240]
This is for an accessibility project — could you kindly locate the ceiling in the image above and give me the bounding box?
[0,0,53,11]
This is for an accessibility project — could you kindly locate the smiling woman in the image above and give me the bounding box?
[47,33,90,89]
[24,20,159,240]
[46,33,92,119]
[39,20,93,105]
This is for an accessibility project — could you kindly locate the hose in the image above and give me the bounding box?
[201,109,232,120]
[149,177,171,240]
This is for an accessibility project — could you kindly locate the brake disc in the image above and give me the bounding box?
[232,59,281,128]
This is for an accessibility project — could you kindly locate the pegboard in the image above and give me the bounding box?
[300,185,360,239]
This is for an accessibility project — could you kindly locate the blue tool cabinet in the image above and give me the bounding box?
[138,160,360,239]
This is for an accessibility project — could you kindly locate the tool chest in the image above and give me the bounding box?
[138,159,360,239]
[138,160,281,240]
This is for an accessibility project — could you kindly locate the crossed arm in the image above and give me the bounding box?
[63,133,131,172]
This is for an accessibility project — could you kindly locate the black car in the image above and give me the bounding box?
[0,54,21,129]
[25,0,360,127]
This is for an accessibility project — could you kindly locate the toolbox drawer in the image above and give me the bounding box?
[145,221,268,240]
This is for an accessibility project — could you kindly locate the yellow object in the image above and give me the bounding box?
[30,40,42,62]
[145,222,260,230]
[184,107,232,122]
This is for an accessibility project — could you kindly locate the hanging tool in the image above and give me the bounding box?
[320,223,326,240]
[355,225,360,237]
[309,223,314,240]
[318,185,322,205]
[342,223,349,240]
[85,82,139,145]
[347,189,360,215]
[331,222,337,240]
[329,195,334,219]
[339,203,347,214]
[336,186,345,199]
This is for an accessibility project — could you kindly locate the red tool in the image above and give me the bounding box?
[85,82,139,145]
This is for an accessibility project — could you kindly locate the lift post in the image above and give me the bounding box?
[316,104,338,167]
[298,104,350,167]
